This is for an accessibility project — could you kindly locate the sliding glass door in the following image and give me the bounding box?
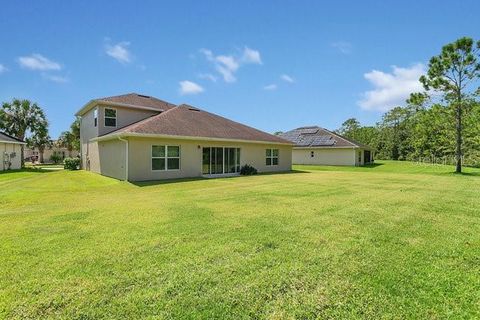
[202,147,240,175]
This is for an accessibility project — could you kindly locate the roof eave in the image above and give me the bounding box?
[92,132,294,146]
[75,100,166,116]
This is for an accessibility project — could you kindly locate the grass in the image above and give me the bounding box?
[1,160,479,319]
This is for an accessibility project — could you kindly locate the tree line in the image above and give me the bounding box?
[0,99,79,166]
[337,37,480,171]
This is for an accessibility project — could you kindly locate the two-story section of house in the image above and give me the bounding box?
[75,93,293,181]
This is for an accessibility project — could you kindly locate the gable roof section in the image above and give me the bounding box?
[279,126,371,149]
[97,104,292,145]
[75,93,176,116]
[0,131,26,144]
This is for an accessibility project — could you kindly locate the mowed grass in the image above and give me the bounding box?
[1,161,480,319]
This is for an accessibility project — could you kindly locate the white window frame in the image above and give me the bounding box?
[93,108,98,127]
[266,148,279,166]
[151,145,181,171]
[104,108,117,127]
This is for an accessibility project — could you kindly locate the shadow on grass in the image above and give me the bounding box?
[0,168,53,175]
[130,170,309,187]
[362,163,384,169]
[450,171,480,177]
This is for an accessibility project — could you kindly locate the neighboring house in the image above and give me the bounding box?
[76,93,293,181]
[0,132,25,171]
[24,145,79,164]
[279,126,373,166]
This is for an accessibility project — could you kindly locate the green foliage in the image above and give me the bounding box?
[63,157,80,170]
[49,153,62,164]
[338,38,480,169]
[0,99,49,167]
[419,37,480,172]
[239,164,258,175]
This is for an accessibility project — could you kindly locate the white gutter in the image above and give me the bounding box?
[118,136,129,181]
[93,132,294,146]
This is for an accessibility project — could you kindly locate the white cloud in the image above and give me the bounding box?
[263,84,277,91]
[179,80,204,95]
[42,73,69,83]
[280,74,294,83]
[198,73,217,82]
[0,64,7,73]
[358,63,425,112]
[332,41,352,54]
[200,46,262,83]
[241,47,262,64]
[18,54,61,71]
[105,41,132,64]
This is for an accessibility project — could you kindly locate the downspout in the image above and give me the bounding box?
[118,136,129,181]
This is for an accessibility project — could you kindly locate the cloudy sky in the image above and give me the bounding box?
[0,1,478,137]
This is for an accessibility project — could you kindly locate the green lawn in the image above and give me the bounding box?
[1,161,479,319]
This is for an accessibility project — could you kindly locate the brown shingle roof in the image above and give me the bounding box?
[96,93,176,111]
[0,131,25,144]
[101,104,292,144]
[279,126,371,149]
[76,93,176,116]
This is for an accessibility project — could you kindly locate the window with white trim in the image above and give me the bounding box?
[266,148,279,166]
[104,108,117,127]
[93,108,98,127]
[152,145,180,171]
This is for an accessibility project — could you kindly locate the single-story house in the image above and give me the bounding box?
[1,132,25,171]
[76,93,293,181]
[25,145,79,164]
[279,126,373,166]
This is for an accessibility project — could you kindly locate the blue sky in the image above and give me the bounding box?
[0,1,479,138]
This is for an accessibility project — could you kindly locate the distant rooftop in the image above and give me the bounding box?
[279,126,370,148]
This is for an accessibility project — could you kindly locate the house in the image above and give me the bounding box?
[0,132,25,171]
[24,145,79,164]
[279,126,373,166]
[76,93,293,181]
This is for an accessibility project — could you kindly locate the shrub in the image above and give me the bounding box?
[240,164,257,175]
[64,157,80,170]
[50,153,62,164]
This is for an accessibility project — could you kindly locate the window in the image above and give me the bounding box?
[152,145,180,171]
[358,151,362,163]
[93,108,98,127]
[266,148,279,166]
[104,108,117,127]
[310,151,315,158]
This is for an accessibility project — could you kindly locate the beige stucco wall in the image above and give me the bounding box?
[80,107,99,168]
[80,104,159,169]
[87,139,127,180]
[25,147,79,163]
[97,106,158,137]
[126,137,292,181]
[293,148,358,166]
[0,142,22,171]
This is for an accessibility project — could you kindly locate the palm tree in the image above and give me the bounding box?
[0,99,48,167]
[58,131,76,157]
[26,128,52,163]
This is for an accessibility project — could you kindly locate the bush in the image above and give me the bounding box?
[240,164,257,175]
[64,157,80,170]
[50,153,62,164]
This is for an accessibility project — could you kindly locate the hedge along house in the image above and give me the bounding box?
[0,132,25,171]
[279,126,373,166]
[76,93,293,181]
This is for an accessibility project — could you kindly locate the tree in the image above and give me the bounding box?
[26,128,52,163]
[0,99,48,167]
[337,118,361,139]
[419,37,480,173]
[70,118,80,151]
[57,131,76,157]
